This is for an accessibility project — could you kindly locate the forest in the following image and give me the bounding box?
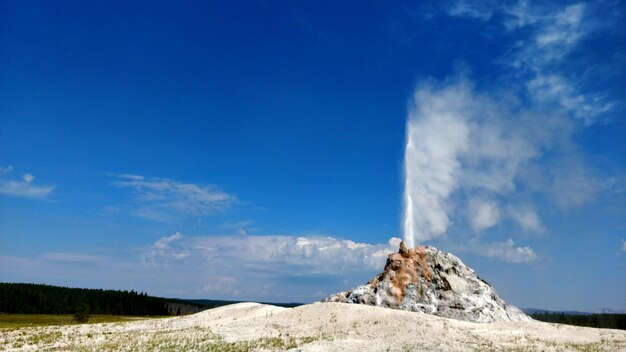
[530,312,626,330]
[0,283,204,316]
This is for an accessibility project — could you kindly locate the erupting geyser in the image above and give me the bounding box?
[403,121,417,248]
[402,84,470,248]
[324,100,530,322]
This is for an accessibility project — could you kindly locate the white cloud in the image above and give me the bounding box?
[507,204,545,234]
[534,3,586,51]
[516,152,600,211]
[143,233,401,275]
[549,158,597,208]
[23,173,35,183]
[153,232,183,249]
[222,220,256,235]
[509,3,615,125]
[502,0,540,30]
[449,1,588,56]
[133,233,403,301]
[0,166,55,199]
[622,240,626,253]
[112,174,236,221]
[479,239,538,263]
[468,198,501,233]
[0,165,14,174]
[446,1,614,125]
[0,180,54,199]
[0,234,398,302]
[42,252,105,263]
[118,173,145,181]
[202,277,239,296]
[526,74,614,125]
[141,232,190,266]
[447,0,495,20]
[599,177,626,195]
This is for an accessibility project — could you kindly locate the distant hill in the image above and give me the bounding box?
[0,283,205,316]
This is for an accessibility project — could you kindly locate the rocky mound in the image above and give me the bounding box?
[322,240,531,323]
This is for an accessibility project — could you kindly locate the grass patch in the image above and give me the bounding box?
[0,314,164,328]
[27,331,62,345]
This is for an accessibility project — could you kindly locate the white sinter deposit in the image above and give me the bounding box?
[3,302,625,351]
[322,240,531,323]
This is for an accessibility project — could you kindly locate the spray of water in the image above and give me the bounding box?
[403,186,415,248]
[403,125,416,248]
[402,84,468,248]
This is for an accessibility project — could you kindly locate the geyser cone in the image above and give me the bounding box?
[322,240,531,323]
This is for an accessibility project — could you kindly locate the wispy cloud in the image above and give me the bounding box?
[42,252,105,263]
[221,220,256,235]
[111,174,237,222]
[507,204,545,234]
[140,232,190,266]
[503,2,613,125]
[446,1,615,125]
[450,238,539,263]
[468,198,501,233]
[478,239,538,263]
[548,157,598,208]
[202,277,240,296]
[0,165,14,174]
[446,0,496,20]
[0,165,55,199]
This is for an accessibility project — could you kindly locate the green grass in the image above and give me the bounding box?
[0,314,164,328]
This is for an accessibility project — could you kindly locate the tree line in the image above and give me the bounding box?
[530,312,626,330]
[0,283,203,316]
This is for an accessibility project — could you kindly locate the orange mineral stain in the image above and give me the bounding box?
[370,240,432,304]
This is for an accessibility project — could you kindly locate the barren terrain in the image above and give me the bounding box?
[1,302,624,351]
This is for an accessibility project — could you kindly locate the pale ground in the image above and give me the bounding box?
[1,302,625,351]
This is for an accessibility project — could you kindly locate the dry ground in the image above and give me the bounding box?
[1,302,624,351]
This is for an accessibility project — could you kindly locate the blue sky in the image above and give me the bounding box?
[0,1,624,311]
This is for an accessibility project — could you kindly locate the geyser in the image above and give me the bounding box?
[403,185,415,248]
[403,120,417,248]
[402,83,471,247]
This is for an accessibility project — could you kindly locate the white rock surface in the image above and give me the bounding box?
[322,241,532,323]
[2,302,624,351]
